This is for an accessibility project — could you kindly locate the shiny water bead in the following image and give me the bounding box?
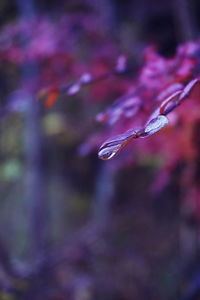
[98,144,122,160]
[98,129,138,160]
[140,115,169,138]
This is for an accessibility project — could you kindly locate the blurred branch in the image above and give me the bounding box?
[173,0,196,42]
[91,163,115,225]
[0,238,18,278]
[20,164,116,281]
[41,59,137,107]
[180,271,200,300]
[17,0,48,260]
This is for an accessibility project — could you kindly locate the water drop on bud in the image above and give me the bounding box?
[98,145,121,160]
[98,129,138,160]
[140,115,169,137]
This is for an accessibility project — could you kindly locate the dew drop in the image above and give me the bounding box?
[141,115,169,137]
[98,145,120,160]
[98,129,138,160]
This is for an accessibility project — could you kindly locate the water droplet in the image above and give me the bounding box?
[141,115,168,137]
[98,129,138,160]
[98,145,120,160]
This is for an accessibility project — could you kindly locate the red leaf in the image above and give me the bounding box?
[45,88,59,108]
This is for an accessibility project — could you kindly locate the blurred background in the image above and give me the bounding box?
[0,0,200,299]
